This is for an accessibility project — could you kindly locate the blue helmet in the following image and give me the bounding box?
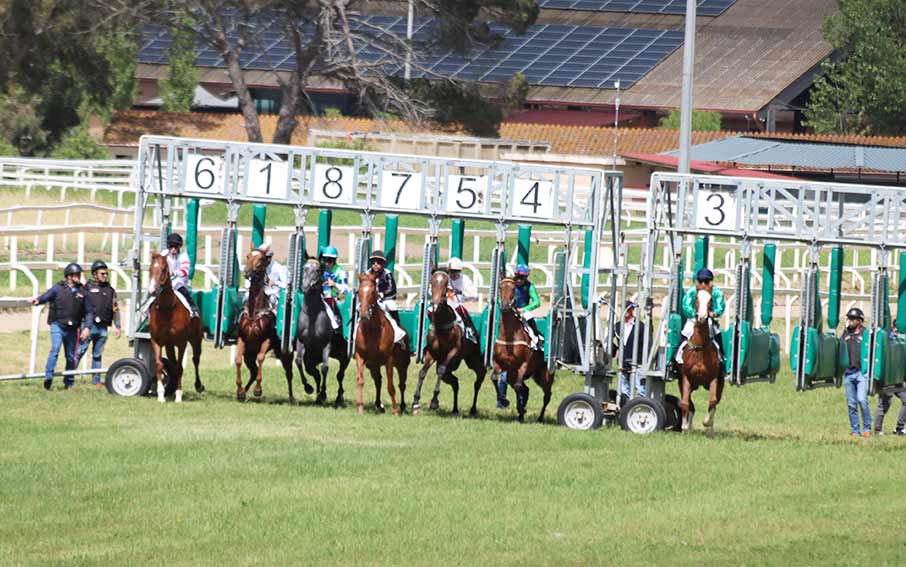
[514,264,530,276]
[696,268,714,283]
[320,245,339,259]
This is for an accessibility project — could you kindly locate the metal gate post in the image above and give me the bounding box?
[731,240,752,386]
[281,205,307,354]
[416,217,440,362]
[796,245,819,391]
[215,200,240,349]
[348,213,374,359]
[484,222,508,368]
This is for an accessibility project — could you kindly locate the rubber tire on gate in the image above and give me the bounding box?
[619,397,666,435]
[557,392,604,430]
[662,394,682,432]
[105,358,151,397]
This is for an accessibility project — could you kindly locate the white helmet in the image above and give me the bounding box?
[448,257,463,271]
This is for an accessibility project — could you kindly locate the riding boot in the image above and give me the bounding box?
[389,310,408,350]
[527,319,544,349]
[331,302,343,335]
[178,287,199,318]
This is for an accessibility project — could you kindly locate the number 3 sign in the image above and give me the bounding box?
[695,190,737,231]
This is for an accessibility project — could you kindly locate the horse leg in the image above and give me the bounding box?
[163,344,178,397]
[190,329,204,393]
[316,343,330,406]
[491,362,510,409]
[447,373,461,415]
[514,363,531,423]
[173,342,187,403]
[281,352,296,405]
[355,354,366,415]
[253,338,269,398]
[385,360,399,416]
[152,340,165,403]
[468,355,487,417]
[679,375,693,432]
[294,339,315,395]
[703,375,725,438]
[235,337,247,402]
[536,366,553,423]
[369,366,384,413]
[334,338,349,408]
[412,350,435,415]
[437,348,460,414]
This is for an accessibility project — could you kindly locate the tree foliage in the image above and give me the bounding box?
[804,0,906,135]
[49,126,110,159]
[0,86,50,155]
[658,109,722,131]
[159,13,199,112]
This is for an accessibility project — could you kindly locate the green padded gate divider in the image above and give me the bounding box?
[761,243,776,326]
[898,252,906,334]
[185,198,199,280]
[827,246,843,329]
[450,219,465,260]
[517,224,532,266]
[581,229,593,309]
[693,236,709,277]
[251,204,267,249]
[317,209,332,254]
[385,214,399,273]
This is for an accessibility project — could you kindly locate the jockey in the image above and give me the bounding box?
[675,267,726,368]
[319,245,348,333]
[165,233,198,317]
[513,263,543,349]
[262,246,287,311]
[368,250,406,346]
[446,257,479,341]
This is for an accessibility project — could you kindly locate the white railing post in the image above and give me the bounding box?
[10,236,17,291]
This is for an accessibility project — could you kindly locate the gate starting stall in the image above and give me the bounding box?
[105,135,624,403]
[597,172,906,434]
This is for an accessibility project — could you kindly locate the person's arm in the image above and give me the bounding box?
[31,286,57,305]
[174,253,190,278]
[112,290,122,337]
[712,288,726,317]
[334,268,350,295]
[385,271,397,299]
[524,283,541,312]
[461,274,478,301]
[681,288,695,319]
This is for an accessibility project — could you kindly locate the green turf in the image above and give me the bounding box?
[2,329,906,566]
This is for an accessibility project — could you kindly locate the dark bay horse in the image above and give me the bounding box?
[295,259,349,407]
[235,246,295,403]
[413,270,486,416]
[147,252,203,403]
[354,272,410,415]
[680,289,724,437]
[494,278,554,422]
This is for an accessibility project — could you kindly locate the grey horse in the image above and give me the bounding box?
[294,259,350,406]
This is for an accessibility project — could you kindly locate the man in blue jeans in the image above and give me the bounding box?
[30,263,93,390]
[77,261,122,387]
[841,307,871,438]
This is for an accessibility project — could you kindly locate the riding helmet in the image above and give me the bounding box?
[166,233,184,248]
[369,250,387,264]
[846,307,865,320]
[448,257,463,271]
[696,268,714,283]
[321,245,339,259]
[90,260,108,273]
[514,263,530,276]
[63,262,83,277]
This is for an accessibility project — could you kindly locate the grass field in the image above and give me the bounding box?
[3,329,906,566]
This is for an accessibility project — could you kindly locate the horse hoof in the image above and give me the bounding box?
[333,397,345,409]
[316,392,327,406]
[469,408,478,418]
[429,399,439,411]
[288,397,297,406]
[374,403,385,414]
[303,383,315,395]
[517,414,525,423]
[237,391,246,402]
[393,409,400,417]
[399,403,407,414]
[357,404,364,415]
[253,388,263,398]
[496,399,510,409]
[195,384,205,394]
[451,409,459,416]
[706,429,716,439]
[412,404,421,416]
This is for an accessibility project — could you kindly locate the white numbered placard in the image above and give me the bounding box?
[379,171,422,209]
[695,189,738,231]
[246,159,289,199]
[446,175,488,214]
[312,164,355,205]
[185,154,224,194]
[511,179,554,219]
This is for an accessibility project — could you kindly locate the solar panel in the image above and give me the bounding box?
[137,18,684,90]
[537,0,737,16]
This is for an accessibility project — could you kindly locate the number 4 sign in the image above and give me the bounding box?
[511,179,555,219]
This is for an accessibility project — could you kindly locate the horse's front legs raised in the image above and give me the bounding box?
[235,336,247,402]
[412,350,435,415]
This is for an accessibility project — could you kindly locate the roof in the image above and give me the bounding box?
[665,136,906,173]
[528,0,839,113]
[142,85,239,110]
[506,109,641,127]
[623,152,801,180]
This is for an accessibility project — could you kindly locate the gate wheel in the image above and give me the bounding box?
[106,358,151,397]
[557,392,604,430]
[620,397,666,434]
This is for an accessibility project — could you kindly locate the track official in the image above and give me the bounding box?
[78,261,122,387]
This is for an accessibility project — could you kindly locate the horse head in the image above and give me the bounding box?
[300,259,322,293]
[357,272,378,321]
[148,251,171,298]
[499,278,516,312]
[244,244,271,284]
[695,289,712,323]
[430,270,450,308]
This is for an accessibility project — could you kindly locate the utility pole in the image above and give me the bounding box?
[678,0,697,174]
[404,0,414,80]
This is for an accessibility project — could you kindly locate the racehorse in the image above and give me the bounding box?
[294,258,350,407]
[147,251,204,403]
[353,272,410,415]
[679,289,724,438]
[412,270,486,416]
[234,245,295,403]
[493,278,554,422]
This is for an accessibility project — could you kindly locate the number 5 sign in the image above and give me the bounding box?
[695,189,738,231]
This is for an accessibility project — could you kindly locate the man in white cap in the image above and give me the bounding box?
[446,257,479,342]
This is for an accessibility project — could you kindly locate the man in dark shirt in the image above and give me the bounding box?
[30,263,93,390]
[841,307,871,438]
[77,261,121,388]
[612,301,646,400]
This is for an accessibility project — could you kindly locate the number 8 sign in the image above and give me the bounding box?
[312,163,355,205]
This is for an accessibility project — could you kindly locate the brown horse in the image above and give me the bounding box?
[679,289,724,437]
[235,245,296,403]
[413,271,487,416]
[147,252,204,403]
[494,278,554,422]
[354,272,410,415]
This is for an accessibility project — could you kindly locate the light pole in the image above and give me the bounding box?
[678,0,697,174]
[404,0,414,80]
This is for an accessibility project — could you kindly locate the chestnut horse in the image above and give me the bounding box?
[354,272,410,415]
[235,246,296,403]
[147,252,204,403]
[494,278,554,422]
[413,271,486,416]
[679,289,724,437]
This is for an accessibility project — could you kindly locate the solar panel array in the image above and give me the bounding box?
[138,17,684,89]
[538,0,737,17]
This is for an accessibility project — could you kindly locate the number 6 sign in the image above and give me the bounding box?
[185,154,224,194]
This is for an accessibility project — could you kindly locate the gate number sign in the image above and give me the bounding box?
[511,178,555,219]
[446,175,488,214]
[379,170,423,210]
[246,159,289,199]
[185,154,224,194]
[695,189,737,231]
[313,164,355,205]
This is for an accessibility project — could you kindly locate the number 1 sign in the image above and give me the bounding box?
[246,159,289,199]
